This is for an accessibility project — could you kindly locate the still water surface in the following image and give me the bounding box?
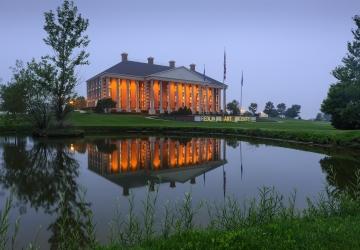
[0,135,359,248]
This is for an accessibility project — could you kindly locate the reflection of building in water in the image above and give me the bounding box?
[88,137,227,195]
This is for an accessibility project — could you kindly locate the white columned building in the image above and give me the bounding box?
[86,53,227,114]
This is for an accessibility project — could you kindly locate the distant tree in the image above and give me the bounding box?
[0,60,54,129]
[72,96,87,110]
[276,103,286,117]
[226,100,240,115]
[263,101,278,117]
[42,0,90,126]
[248,103,258,116]
[315,113,323,121]
[285,104,301,118]
[321,15,360,129]
[0,81,27,115]
[95,98,116,113]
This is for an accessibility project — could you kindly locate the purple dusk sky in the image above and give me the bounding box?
[1,0,359,118]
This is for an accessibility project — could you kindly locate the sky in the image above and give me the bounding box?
[1,0,359,118]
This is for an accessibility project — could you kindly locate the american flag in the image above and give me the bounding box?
[241,71,244,86]
[203,64,206,82]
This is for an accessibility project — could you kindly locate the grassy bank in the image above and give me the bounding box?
[116,215,360,250]
[1,112,360,148]
[71,113,360,148]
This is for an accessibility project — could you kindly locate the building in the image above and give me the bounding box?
[86,53,227,114]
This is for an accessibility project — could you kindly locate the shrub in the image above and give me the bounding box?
[95,98,116,113]
[171,106,192,115]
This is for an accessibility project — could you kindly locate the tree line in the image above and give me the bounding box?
[226,100,301,118]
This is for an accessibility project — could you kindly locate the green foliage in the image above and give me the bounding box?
[100,180,360,250]
[72,96,87,110]
[263,101,278,117]
[171,106,192,115]
[95,98,117,113]
[226,100,240,115]
[285,104,301,118]
[26,59,56,130]
[3,60,55,130]
[322,15,360,129]
[43,0,90,125]
[248,103,257,116]
[276,103,286,116]
[0,73,27,115]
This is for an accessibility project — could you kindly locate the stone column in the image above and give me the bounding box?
[212,88,216,113]
[106,77,110,98]
[159,81,164,113]
[176,83,179,111]
[199,86,203,114]
[149,80,155,114]
[167,82,171,113]
[223,87,227,114]
[119,79,122,111]
[191,84,195,113]
[218,89,221,113]
[205,86,209,113]
[126,80,130,112]
[136,81,140,112]
[184,84,188,108]
[116,79,120,110]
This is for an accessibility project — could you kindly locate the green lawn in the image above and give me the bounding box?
[68,112,360,148]
[68,112,332,131]
[1,112,360,148]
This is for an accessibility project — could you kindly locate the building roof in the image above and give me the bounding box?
[87,60,227,88]
[99,60,171,77]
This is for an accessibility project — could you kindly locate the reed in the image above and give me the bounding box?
[2,169,360,249]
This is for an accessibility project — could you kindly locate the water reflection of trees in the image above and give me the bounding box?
[320,154,360,195]
[0,138,94,249]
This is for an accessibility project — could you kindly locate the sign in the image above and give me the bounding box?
[194,115,256,122]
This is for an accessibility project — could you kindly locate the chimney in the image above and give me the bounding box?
[169,60,175,68]
[190,64,196,71]
[121,52,128,62]
[147,57,154,65]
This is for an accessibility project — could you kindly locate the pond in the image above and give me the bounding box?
[0,135,359,248]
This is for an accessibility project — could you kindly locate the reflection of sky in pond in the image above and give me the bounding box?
[0,136,359,248]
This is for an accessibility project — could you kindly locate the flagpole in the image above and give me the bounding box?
[223,48,226,116]
[240,71,243,115]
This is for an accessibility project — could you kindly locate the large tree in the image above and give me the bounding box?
[263,101,278,117]
[285,104,301,118]
[276,103,286,117]
[226,100,240,115]
[43,0,90,126]
[321,15,360,129]
[248,103,258,116]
